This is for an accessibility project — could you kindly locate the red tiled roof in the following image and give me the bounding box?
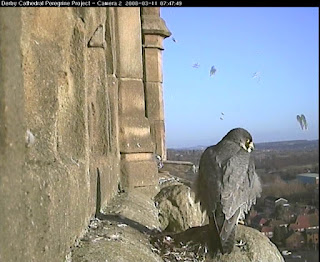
[259,218,268,225]
[289,224,302,231]
[289,213,319,230]
[295,215,310,227]
[261,226,273,233]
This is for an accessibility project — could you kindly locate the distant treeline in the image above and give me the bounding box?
[254,139,318,151]
[254,151,319,172]
[167,140,319,179]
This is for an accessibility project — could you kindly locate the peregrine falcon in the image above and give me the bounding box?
[210,66,217,76]
[296,114,308,130]
[194,128,261,256]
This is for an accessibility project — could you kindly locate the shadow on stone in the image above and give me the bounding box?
[96,213,156,235]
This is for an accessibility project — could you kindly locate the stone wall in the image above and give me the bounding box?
[0,7,170,262]
[142,7,170,161]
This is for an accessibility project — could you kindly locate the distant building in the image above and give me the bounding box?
[296,173,319,184]
[306,228,319,246]
[265,219,288,228]
[259,218,268,227]
[264,196,289,213]
[250,215,268,229]
[275,198,289,207]
[261,226,274,238]
[289,213,319,232]
[285,232,305,250]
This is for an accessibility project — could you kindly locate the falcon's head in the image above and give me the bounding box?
[224,128,254,153]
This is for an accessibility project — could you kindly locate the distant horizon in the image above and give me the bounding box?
[167,137,319,149]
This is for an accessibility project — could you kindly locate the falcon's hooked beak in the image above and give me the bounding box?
[241,139,254,152]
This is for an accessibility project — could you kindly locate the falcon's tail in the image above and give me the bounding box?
[207,216,222,257]
[208,208,240,255]
[220,224,236,254]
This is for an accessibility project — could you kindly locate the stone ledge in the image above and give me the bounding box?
[141,14,171,38]
[70,190,163,262]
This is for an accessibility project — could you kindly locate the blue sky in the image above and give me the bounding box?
[160,7,319,148]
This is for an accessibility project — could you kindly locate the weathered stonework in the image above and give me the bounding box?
[0,7,169,262]
[115,8,158,190]
[142,7,171,161]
